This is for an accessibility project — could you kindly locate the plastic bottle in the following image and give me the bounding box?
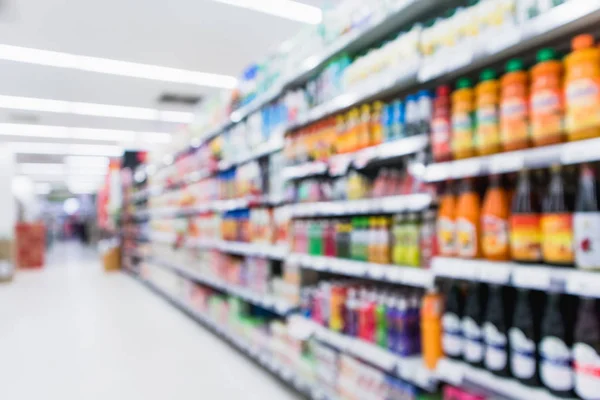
[386,296,398,352]
[420,209,437,269]
[405,213,421,266]
[437,183,457,257]
[483,284,511,378]
[330,284,347,332]
[500,59,530,151]
[510,289,542,387]
[565,34,600,141]
[418,89,433,136]
[456,178,481,259]
[574,164,600,270]
[540,293,576,398]
[463,282,488,368]
[395,296,411,356]
[481,174,510,261]
[371,101,384,146]
[475,69,501,155]
[542,165,575,266]
[375,295,388,349]
[510,169,542,263]
[452,78,476,159]
[358,104,372,150]
[431,85,453,162]
[405,94,420,137]
[443,281,464,360]
[421,288,444,370]
[392,99,405,140]
[573,297,600,400]
[382,102,393,142]
[393,214,407,265]
[530,48,565,146]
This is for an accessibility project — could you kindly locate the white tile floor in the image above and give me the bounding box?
[0,242,304,400]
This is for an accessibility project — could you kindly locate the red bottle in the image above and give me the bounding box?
[431,85,452,162]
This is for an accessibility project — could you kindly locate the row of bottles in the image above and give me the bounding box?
[443,281,600,400]
[437,163,600,269]
[292,211,436,267]
[432,34,600,162]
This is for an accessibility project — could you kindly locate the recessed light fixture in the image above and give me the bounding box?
[0,44,238,89]
[210,0,322,24]
[0,95,194,123]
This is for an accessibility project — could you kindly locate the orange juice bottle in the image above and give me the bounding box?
[347,108,360,152]
[456,178,481,258]
[421,288,444,370]
[481,174,510,261]
[437,182,457,257]
[530,48,565,146]
[500,59,531,151]
[371,101,384,146]
[358,104,371,150]
[452,78,476,159]
[564,34,600,141]
[476,69,501,156]
[335,115,346,154]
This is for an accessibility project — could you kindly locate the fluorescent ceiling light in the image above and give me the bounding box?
[19,163,108,176]
[65,156,109,168]
[211,0,322,24]
[0,95,194,123]
[8,142,122,156]
[0,45,237,89]
[0,123,172,144]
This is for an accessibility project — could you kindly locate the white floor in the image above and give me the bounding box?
[0,242,304,400]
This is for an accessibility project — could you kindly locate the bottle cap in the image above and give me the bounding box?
[506,58,524,72]
[436,85,451,96]
[456,78,472,89]
[537,48,557,63]
[572,34,594,51]
[479,69,496,81]
[418,89,432,97]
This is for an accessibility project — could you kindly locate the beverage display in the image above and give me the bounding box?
[452,78,475,160]
[574,164,600,270]
[510,169,542,263]
[481,175,510,261]
[455,178,481,259]
[573,297,600,400]
[475,69,500,156]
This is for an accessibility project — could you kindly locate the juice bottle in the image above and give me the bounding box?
[371,101,384,146]
[481,174,510,261]
[367,217,378,263]
[393,214,407,265]
[475,69,501,155]
[346,108,360,153]
[500,59,530,151]
[565,34,600,141]
[530,48,565,146]
[358,104,371,150]
[330,284,347,332]
[542,165,575,266]
[540,293,576,398]
[386,296,397,353]
[509,288,542,387]
[573,297,600,400]
[452,78,476,159]
[418,89,433,136]
[409,294,422,355]
[483,284,511,378]
[420,209,437,269]
[510,169,542,263]
[379,217,391,265]
[431,85,452,162]
[456,178,481,259]
[442,280,464,360]
[395,296,411,356]
[437,182,457,257]
[375,295,388,348]
[405,94,420,137]
[335,115,346,154]
[392,99,405,140]
[405,212,421,266]
[421,288,444,370]
[462,282,488,368]
[574,164,600,270]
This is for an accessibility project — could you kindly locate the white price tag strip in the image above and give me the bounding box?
[436,358,465,386]
[567,270,600,298]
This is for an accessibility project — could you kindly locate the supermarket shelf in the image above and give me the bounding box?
[289,254,434,288]
[148,258,297,316]
[190,238,289,260]
[426,137,600,182]
[218,136,284,172]
[290,193,433,217]
[436,358,565,400]
[432,257,600,298]
[282,134,428,180]
[289,316,437,391]
[134,276,324,399]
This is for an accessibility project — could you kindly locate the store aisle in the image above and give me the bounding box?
[0,242,303,400]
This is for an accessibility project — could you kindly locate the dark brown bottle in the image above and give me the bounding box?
[510,169,542,263]
[541,165,575,266]
[484,284,512,378]
[462,282,488,368]
[442,280,464,360]
[574,164,600,270]
[573,297,600,400]
[509,289,542,387]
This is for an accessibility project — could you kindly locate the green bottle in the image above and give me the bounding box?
[375,295,388,348]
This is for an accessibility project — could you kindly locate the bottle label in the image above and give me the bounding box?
[540,336,574,391]
[456,217,477,258]
[452,111,474,154]
[462,317,484,363]
[476,104,499,151]
[442,312,463,357]
[510,214,542,262]
[531,87,563,140]
[574,342,600,399]
[482,214,509,257]
[484,322,508,371]
[509,327,536,379]
[501,94,529,147]
[437,217,455,256]
[566,78,600,133]
[541,213,574,264]
[574,212,600,270]
[432,117,451,160]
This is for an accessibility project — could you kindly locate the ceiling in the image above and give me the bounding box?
[0,0,327,191]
